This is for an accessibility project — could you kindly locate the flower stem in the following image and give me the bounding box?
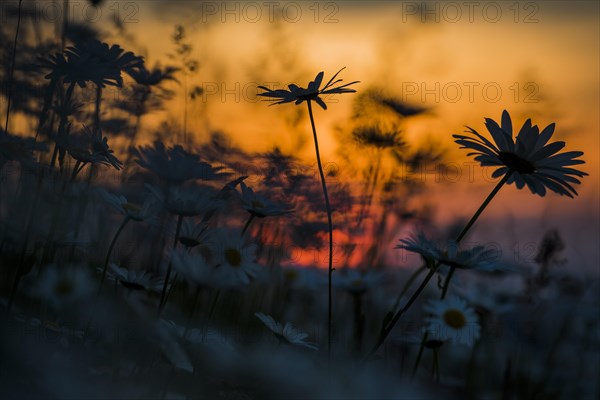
[412,170,514,374]
[241,213,255,236]
[391,264,427,311]
[432,347,440,383]
[441,170,513,299]
[3,0,23,136]
[183,287,202,339]
[159,214,184,311]
[94,85,103,135]
[367,267,437,358]
[7,173,43,312]
[98,216,130,296]
[307,100,334,359]
[412,332,429,379]
[50,81,76,169]
[83,216,131,343]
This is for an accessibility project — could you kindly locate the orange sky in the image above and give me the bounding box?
[5,0,599,270]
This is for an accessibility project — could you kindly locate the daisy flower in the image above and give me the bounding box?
[103,263,165,292]
[177,218,209,248]
[72,40,143,84]
[171,250,220,288]
[333,268,383,295]
[255,312,318,350]
[281,266,327,291]
[238,182,293,218]
[40,50,118,89]
[453,110,587,197]
[396,232,499,272]
[423,296,481,347]
[133,141,228,184]
[258,67,359,110]
[98,188,157,221]
[67,126,123,170]
[146,183,223,217]
[207,228,261,287]
[28,265,94,310]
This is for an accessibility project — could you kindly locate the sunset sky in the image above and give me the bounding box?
[6,0,600,270]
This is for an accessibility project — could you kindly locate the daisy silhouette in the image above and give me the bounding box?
[453,110,587,197]
[255,312,318,350]
[238,182,293,218]
[134,142,228,184]
[396,232,501,272]
[258,67,359,110]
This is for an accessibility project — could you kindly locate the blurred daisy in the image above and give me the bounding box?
[281,266,326,291]
[172,250,220,288]
[98,189,157,222]
[423,296,481,347]
[238,182,293,218]
[28,265,94,310]
[73,40,143,85]
[258,67,359,110]
[146,183,222,217]
[177,219,208,248]
[0,133,43,168]
[453,110,587,197]
[333,268,383,295]
[208,228,261,287]
[134,141,228,184]
[104,263,164,292]
[162,319,235,353]
[67,126,123,170]
[255,312,318,350]
[40,50,116,89]
[396,232,499,272]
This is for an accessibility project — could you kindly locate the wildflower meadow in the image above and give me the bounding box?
[0,1,598,399]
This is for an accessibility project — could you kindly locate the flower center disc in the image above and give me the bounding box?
[225,247,242,267]
[54,280,74,295]
[443,309,466,329]
[120,280,145,291]
[251,200,265,209]
[123,202,142,214]
[498,152,536,174]
[179,236,200,248]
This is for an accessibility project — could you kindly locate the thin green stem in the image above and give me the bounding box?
[307,100,334,359]
[98,217,130,296]
[159,214,184,310]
